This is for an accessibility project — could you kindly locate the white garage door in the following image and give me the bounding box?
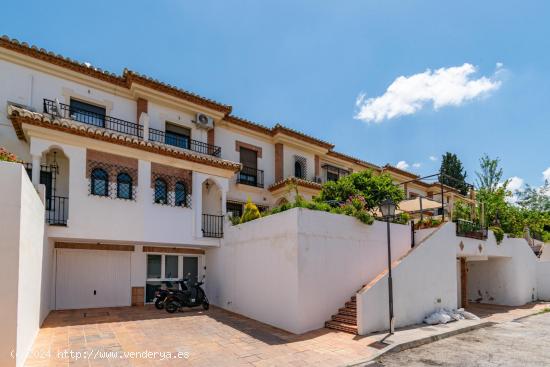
[56,249,131,310]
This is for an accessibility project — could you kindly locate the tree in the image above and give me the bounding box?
[439,152,469,195]
[475,154,505,192]
[316,170,405,212]
[516,181,550,212]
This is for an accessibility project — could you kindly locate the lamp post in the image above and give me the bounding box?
[380,198,396,334]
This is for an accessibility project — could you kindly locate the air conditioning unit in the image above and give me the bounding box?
[194,113,214,130]
[313,176,323,184]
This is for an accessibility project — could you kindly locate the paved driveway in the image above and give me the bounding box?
[376,310,550,367]
[25,305,380,367]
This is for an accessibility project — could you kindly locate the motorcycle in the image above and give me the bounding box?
[153,280,187,310]
[164,275,209,313]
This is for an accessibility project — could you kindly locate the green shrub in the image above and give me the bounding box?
[393,212,411,225]
[490,226,505,244]
[354,209,374,225]
[240,198,261,224]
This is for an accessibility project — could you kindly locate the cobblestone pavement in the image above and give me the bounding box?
[376,310,550,367]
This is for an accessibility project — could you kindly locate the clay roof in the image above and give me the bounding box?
[7,104,242,172]
[0,36,232,114]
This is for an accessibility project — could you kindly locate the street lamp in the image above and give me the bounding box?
[380,198,396,334]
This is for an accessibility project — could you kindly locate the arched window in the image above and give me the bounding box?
[91,168,108,196]
[294,161,303,178]
[175,181,188,207]
[117,172,132,200]
[154,178,168,204]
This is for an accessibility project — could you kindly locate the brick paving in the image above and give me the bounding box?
[25,305,380,367]
[25,302,549,367]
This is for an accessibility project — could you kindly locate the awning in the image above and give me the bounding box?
[396,197,443,213]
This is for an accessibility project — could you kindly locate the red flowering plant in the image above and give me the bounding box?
[0,147,18,162]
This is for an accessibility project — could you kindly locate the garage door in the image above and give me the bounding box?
[56,249,131,310]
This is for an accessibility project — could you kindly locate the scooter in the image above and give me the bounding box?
[164,275,209,313]
[153,280,187,310]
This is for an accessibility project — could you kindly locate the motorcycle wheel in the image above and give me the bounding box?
[202,300,210,310]
[155,298,164,310]
[165,302,178,314]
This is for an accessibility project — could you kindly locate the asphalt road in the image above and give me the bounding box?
[375,311,550,367]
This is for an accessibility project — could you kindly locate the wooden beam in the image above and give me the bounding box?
[55,242,135,251]
[142,246,205,255]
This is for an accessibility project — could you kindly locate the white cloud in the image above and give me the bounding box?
[354,63,502,123]
[412,163,421,168]
[429,156,438,161]
[396,161,409,170]
[543,167,550,182]
[507,176,524,192]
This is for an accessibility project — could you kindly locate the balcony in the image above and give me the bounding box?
[149,128,221,157]
[202,214,224,238]
[456,219,488,240]
[43,98,222,157]
[46,196,69,226]
[43,99,143,137]
[237,166,264,188]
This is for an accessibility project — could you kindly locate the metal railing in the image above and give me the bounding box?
[455,219,487,240]
[46,196,68,226]
[149,128,221,157]
[202,214,224,238]
[237,166,264,188]
[43,99,143,138]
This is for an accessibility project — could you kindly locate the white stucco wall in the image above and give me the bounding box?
[357,223,457,335]
[206,208,411,334]
[0,162,49,367]
[536,261,550,301]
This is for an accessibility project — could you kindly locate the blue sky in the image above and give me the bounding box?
[3,0,549,188]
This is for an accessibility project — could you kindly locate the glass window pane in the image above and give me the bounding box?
[165,255,179,279]
[147,255,161,279]
[183,257,199,284]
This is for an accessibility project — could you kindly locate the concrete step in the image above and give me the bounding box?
[325,320,358,334]
[338,307,357,317]
[332,314,357,325]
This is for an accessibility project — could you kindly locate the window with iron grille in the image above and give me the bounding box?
[88,161,137,200]
[70,98,106,128]
[154,178,168,204]
[117,172,133,200]
[175,181,188,207]
[151,172,192,208]
[91,168,109,196]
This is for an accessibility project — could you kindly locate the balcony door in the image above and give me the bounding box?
[239,147,258,186]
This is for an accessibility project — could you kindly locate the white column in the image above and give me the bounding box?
[31,154,41,185]
[221,190,227,215]
[139,112,150,141]
[192,172,204,238]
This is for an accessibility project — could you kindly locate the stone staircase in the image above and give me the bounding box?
[325,295,358,334]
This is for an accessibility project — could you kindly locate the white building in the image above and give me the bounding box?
[0,36,547,366]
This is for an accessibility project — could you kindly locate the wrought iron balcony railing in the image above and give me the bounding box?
[202,214,224,238]
[43,99,143,138]
[43,99,221,157]
[149,128,222,157]
[46,196,68,226]
[237,166,264,188]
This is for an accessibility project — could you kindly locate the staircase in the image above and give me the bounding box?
[325,295,358,334]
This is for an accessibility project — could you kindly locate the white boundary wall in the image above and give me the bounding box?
[206,208,410,334]
[0,162,50,367]
[357,223,546,335]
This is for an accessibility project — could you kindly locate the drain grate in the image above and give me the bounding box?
[83,311,110,318]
